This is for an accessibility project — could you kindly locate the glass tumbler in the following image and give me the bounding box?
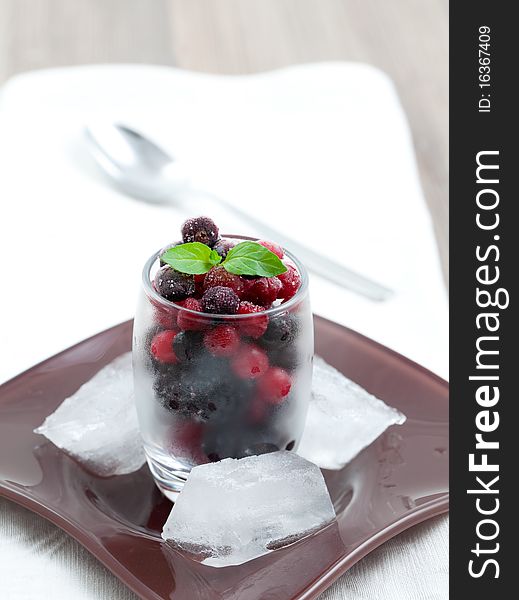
[133,236,313,499]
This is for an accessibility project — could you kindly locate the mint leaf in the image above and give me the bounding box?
[160,242,221,274]
[222,241,287,277]
[209,249,222,266]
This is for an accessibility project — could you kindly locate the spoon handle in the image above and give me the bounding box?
[202,192,393,302]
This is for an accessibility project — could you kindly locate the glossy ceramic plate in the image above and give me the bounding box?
[0,316,448,600]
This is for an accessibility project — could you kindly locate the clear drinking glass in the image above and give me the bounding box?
[133,235,313,499]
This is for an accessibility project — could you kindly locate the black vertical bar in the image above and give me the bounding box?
[450,1,513,597]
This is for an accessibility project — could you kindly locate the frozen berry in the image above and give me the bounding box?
[181,216,219,246]
[230,344,269,379]
[277,264,301,300]
[173,330,204,362]
[244,276,282,307]
[203,325,240,357]
[168,421,206,464]
[268,344,299,371]
[159,241,182,266]
[203,266,246,298]
[154,266,195,301]
[201,286,240,314]
[261,313,299,348]
[243,443,280,457]
[237,301,269,338]
[213,238,235,259]
[258,240,284,259]
[177,297,206,331]
[194,273,206,297]
[258,367,292,404]
[150,330,178,364]
[285,440,296,451]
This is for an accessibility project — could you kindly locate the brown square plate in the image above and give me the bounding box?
[0,316,448,599]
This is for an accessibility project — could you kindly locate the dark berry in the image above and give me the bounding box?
[237,301,269,338]
[150,330,178,364]
[243,443,280,457]
[177,297,206,331]
[203,325,240,357]
[230,344,269,379]
[181,216,219,247]
[213,238,235,259]
[268,344,299,371]
[154,266,195,301]
[277,264,301,300]
[258,367,292,404]
[203,266,246,298]
[261,313,299,348]
[244,276,282,307]
[159,241,182,266]
[201,286,240,314]
[285,440,296,451]
[168,421,206,464]
[258,240,284,259]
[173,330,205,362]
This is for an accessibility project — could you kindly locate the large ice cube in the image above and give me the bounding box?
[161,451,336,567]
[297,356,406,470]
[34,352,145,476]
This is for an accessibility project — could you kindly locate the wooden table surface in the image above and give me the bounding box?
[0,0,448,278]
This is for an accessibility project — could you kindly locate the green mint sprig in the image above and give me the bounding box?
[160,241,287,277]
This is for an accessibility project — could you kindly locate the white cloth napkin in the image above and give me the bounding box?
[0,63,448,599]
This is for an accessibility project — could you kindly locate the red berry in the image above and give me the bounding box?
[203,325,240,357]
[194,273,206,297]
[237,301,269,338]
[177,297,206,331]
[150,330,178,364]
[277,264,301,300]
[245,276,282,307]
[258,367,292,404]
[153,306,178,329]
[258,240,284,259]
[248,394,268,424]
[204,266,246,298]
[231,344,269,379]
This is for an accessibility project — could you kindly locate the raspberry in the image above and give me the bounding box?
[261,313,299,348]
[181,216,219,247]
[258,240,284,259]
[203,266,246,298]
[154,266,195,301]
[177,297,206,331]
[244,276,282,307]
[230,344,269,379]
[150,330,178,364]
[173,331,205,362]
[277,264,301,300]
[258,367,292,404]
[237,301,269,338]
[193,273,206,297]
[213,238,235,259]
[201,286,240,314]
[204,325,240,357]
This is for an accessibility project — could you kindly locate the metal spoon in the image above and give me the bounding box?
[84,122,392,301]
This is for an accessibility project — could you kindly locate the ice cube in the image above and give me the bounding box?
[161,451,336,567]
[298,356,406,470]
[34,352,145,476]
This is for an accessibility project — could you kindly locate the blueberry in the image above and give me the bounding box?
[154,266,195,301]
[181,216,219,247]
[213,238,235,259]
[260,313,299,348]
[173,331,205,363]
[268,344,299,371]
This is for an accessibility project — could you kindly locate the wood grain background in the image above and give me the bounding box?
[0,0,448,277]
